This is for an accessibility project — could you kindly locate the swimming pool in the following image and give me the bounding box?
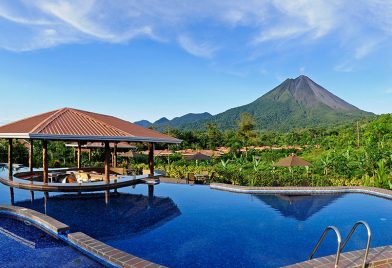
[0,215,103,268]
[2,176,392,268]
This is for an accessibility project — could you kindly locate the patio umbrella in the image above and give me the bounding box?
[185,153,212,161]
[273,153,312,167]
[185,152,211,166]
[273,153,311,179]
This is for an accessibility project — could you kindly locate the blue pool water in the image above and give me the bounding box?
[1,168,392,267]
[0,216,103,268]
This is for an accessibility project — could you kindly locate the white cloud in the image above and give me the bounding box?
[177,34,218,59]
[354,39,380,59]
[334,61,354,73]
[365,0,392,35]
[254,26,309,43]
[0,0,391,63]
[254,0,339,43]
[37,0,159,43]
[0,3,51,25]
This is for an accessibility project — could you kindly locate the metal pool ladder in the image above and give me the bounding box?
[309,221,371,268]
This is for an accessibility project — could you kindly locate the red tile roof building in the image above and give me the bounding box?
[0,108,180,144]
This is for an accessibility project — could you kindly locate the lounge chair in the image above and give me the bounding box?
[62,173,77,183]
[77,172,91,183]
[204,171,215,184]
[187,173,196,184]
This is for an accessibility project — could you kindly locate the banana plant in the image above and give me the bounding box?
[252,156,261,171]
[320,154,332,175]
[375,159,389,188]
[220,159,230,170]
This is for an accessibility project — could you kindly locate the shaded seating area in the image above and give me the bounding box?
[65,141,137,166]
[187,171,215,184]
[0,107,181,203]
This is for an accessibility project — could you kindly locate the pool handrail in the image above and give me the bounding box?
[340,221,371,268]
[309,225,342,268]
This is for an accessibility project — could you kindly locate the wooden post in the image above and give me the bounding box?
[42,140,48,184]
[29,139,34,200]
[88,149,91,162]
[77,141,81,169]
[29,139,34,172]
[104,141,110,204]
[104,141,110,183]
[148,142,155,177]
[8,138,13,180]
[113,142,118,168]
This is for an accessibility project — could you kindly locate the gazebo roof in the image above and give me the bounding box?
[0,107,181,144]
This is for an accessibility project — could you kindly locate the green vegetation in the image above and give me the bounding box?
[157,113,392,188]
[1,114,391,189]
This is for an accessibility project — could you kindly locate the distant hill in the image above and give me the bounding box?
[135,112,213,131]
[136,76,373,131]
[202,75,373,131]
[134,120,153,128]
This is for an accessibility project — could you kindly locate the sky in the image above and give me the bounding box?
[0,0,391,125]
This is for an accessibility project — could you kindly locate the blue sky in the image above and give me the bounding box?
[0,0,391,124]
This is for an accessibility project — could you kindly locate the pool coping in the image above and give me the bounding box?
[0,205,166,268]
[209,183,392,200]
[283,245,392,268]
[0,205,70,234]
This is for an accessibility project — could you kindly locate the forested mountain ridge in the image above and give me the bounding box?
[136,76,373,131]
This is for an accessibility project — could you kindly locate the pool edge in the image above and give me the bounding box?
[0,205,166,268]
[282,245,392,268]
[209,183,392,200]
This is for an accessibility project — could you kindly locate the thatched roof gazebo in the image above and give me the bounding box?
[0,107,181,203]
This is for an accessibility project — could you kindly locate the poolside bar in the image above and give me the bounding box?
[0,107,181,203]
